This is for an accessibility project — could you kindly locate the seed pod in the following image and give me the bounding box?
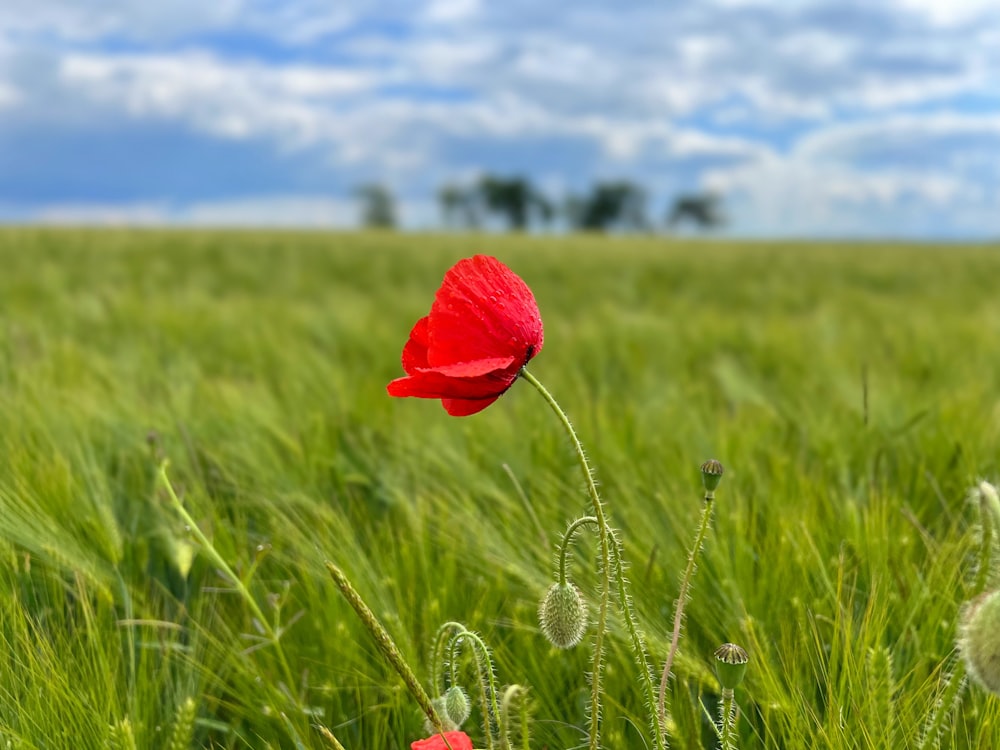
[714,643,749,690]
[701,459,725,496]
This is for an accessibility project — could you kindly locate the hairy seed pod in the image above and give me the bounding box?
[960,590,1000,695]
[539,582,587,649]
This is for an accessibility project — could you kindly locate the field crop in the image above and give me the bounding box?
[0,227,999,749]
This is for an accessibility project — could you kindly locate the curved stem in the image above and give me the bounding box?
[432,621,468,695]
[520,370,610,750]
[456,629,505,750]
[558,517,600,584]
[658,495,715,738]
[974,486,996,595]
[521,369,662,750]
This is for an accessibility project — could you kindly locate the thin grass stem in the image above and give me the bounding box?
[158,461,301,710]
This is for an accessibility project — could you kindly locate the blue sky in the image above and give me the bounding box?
[1,0,998,238]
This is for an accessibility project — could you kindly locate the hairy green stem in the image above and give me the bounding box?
[718,689,737,750]
[607,527,660,747]
[557,517,660,746]
[918,658,967,750]
[979,482,1000,535]
[558,516,600,585]
[521,370,609,750]
[919,483,999,750]
[521,369,661,750]
[434,621,505,745]
[459,629,504,750]
[974,485,996,594]
[521,370,610,749]
[658,495,715,739]
[432,621,467,695]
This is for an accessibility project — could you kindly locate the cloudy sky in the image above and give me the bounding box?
[1,0,998,238]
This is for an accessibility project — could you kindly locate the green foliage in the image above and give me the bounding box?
[1,228,999,748]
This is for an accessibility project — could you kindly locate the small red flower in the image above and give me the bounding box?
[387,255,544,416]
[410,731,474,750]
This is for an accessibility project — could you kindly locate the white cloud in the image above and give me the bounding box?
[59,52,371,149]
[0,0,242,42]
[703,114,1000,236]
[892,0,999,27]
[795,113,1000,163]
[28,195,359,227]
[179,195,357,227]
[32,201,171,226]
[0,81,19,108]
[425,0,480,23]
[3,0,1000,236]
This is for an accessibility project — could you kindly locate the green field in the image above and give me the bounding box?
[1,228,999,749]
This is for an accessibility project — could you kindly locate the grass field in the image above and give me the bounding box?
[1,227,999,749]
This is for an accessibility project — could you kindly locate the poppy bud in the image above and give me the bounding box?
[539,582,588,649]
[701,459,725,497]
[714,643,749,690]
[960,590,1000,695]
[444,685,471,726]
[423,697,457,735]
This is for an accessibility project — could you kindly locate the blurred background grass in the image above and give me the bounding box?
[1,228,998,748]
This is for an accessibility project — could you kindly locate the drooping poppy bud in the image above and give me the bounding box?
[444,685,471,727]
[960,590,1000,695]
[539,581,588,649]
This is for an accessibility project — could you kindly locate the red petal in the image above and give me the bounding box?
[386,367,516,400]
[427,255,543,368]
[430,356,517,378]
[411,731,474,750]
[442,395,502,416]
[401,316,431,373]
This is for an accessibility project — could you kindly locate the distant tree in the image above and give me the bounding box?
[438,183,482,230]
[567,181,649,233]
[476,175,553,231]
[355,183,397,229]
[666,192,726,231]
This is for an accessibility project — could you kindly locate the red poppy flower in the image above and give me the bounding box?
[410,731,474,750]
[387,255,544,416]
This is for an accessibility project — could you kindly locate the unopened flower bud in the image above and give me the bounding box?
[714,643,749,690]
[444,685,471,726]
[423,696,457,735]
[960,590,1000,695]
[539,582,588,649]
[701,459,725,496]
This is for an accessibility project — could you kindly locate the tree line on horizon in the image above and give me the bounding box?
[355,176,725,233]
